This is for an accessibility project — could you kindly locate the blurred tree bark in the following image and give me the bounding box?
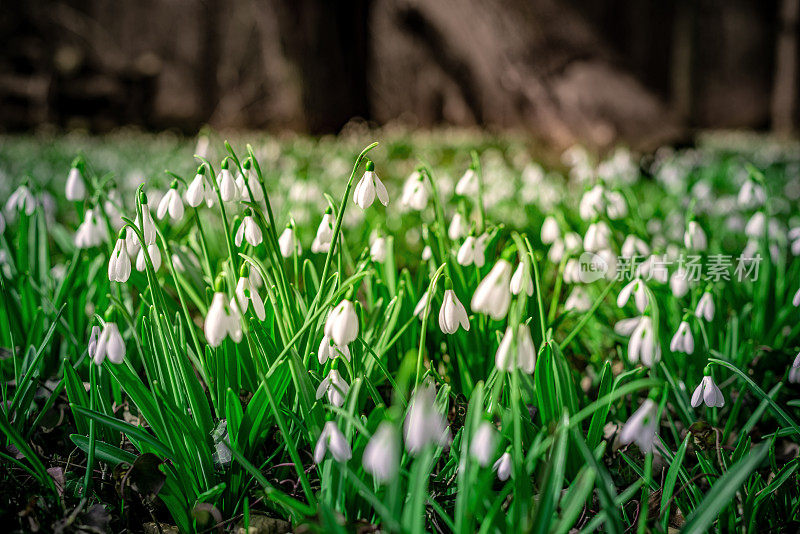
[772,0,799,134]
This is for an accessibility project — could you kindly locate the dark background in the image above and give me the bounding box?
[2,0,798,150]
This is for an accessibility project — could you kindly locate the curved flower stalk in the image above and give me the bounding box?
[691,367,724,408]
[314,421,351,463]
[363,422,400,482]
[619,398,659,453]
[353,160,388,209]
[315,369,349,407]
[471,259,513,320]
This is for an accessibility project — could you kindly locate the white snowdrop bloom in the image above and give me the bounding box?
[579,184,605,221]
[789,227,800,256]
[584,221,611,252]
[317,335,351,364]
[74,209,107,249]
[404,383,451,454]
[314,421,351,463]
[789,353,800,383]
[108,238,131,283]
[628,316,660,367]
[5,185,36,217]
[448,213,468,241]
[363,422,400,483]
[617,278,649,313]
[205,292,242,347]
[614,316,641,336]
[455,168,479,196]
[311,209,334,253]
[94,322,125,365]
[136,243,162,272]
[235,274,266,321]
[510,262,533,296]
[541,216,560,244]
[422,245,433,261]
[324,300,359,346]
[235,213,263,248]
[621,235,650,258]
[457,235,478,266]
[670,268,690,298]
[471,259,513,320]
[669,321,694,354]
[565,287,592,312]
[606,190,628,220]
[413,290,430,319]
[684,221,707,251]
[88,325,100,359]
[548,240,566,263]
[619,399,658,453]
[0,250,10,278]
[185,170,210,207]
[470,421,497,467]
[157,184,184,221]
[217,163,238,202]
[278,224,301,257]
[236,163,264,202]
[738,179,765,207]
[495,325,536,374]
[745,212,766,238]
[439,288,469,334]
[370,236,388,262]
[691,374,724,408]
[401,171,429,210]
[316,369,349,408]
[794,288,800,307]
[353,161,389,209]
[638,254,669,284]
[695,292,715,321]
[564,232,582,253]
[66,166,86,201]
[0,212,5,234]
[493,452,512,481]
[563,258,581,284]
[138,200,157,245]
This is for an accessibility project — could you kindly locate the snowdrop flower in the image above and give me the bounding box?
[136,243,162,272]
[413,290,430,319]
[400,170,429,210]
[318,335,351,364]
[311,208,334,253]
[684,221,707,251]
[448,212,468,240]
[619,399,658,453]
[157,182,184,221]
[185,168,210,208]
[541,216,560,244]
[205,291,242,347]
[0,212,5,234]
[235,211,263,248]
[125,226,141,257]
[510,262,533,296]
[455,168,479,196]
[670,268,690,298]
[138,195,157,245]
[789,353,800,383]
[363,422,400,483]
[439,285,469,334]
[404,383,451,454]
[217,160,238,202]
[236,160,263,202]
[789,227,800,256]
[278,223,301,257]
[65,164,86,201]
[584,221,611,252]
[470,421,497,467]
[617,278,648,313]
[691,370,724,408]
[94,322,125,365]
[5,184,36,217]
[579,184,605,220]
[108,237,131,283]
[793,287,800,307]
[565,287,591,312]
[628,316,660,367]
[370,236,388,262]
[0,250,10,278]
[493,452,512,481]
[669,321,694,354]
[235,270,266,321]
[563,258,582,284]
[738,179,765,207]
[621,235,650,258]
[314,421,351,463]
[324,300,359,346]
[422,245,433,261]
[495,324,535,374]
[695,292,714,321]
[74,209,107,249]
[457,234,480,266]
[606,190,628,219]
[88,325,100,359]
[316,369,349,408]
[745,212,766,238]
[614,316,641,336]
[471,259,513,320]
[353,160,388,209]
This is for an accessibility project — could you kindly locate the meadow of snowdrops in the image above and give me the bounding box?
[1,130,800,533]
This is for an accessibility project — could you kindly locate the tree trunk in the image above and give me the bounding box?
[772,0,799,134]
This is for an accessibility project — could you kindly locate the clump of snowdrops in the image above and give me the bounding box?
[2,134,800,533]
